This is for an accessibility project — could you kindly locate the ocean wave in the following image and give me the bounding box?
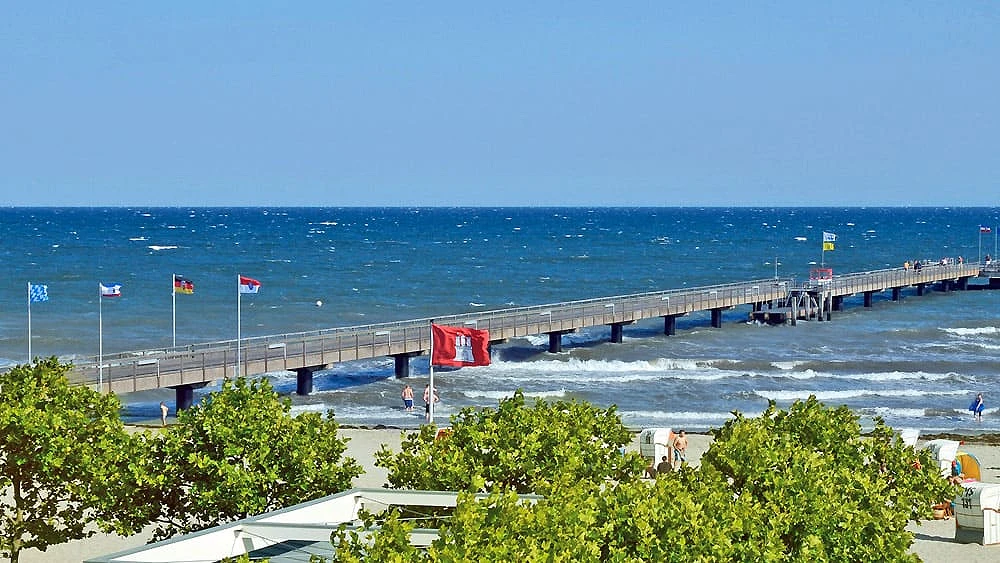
[857,407,938,418]
[489,357,718,373]
[148,245,178,251]
[461,389,568,400]
[771,361,807,370]
[755,388,975,402]
[941,327,999,336]
[618,410,737,423]
[291,402,423,421]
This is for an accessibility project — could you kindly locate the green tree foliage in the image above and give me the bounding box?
[700,397,958,561]
[331,476,739,562]
[0,358,135,563]
[135,377,363,541]
[374,390,644,494]
[334,396,956,562]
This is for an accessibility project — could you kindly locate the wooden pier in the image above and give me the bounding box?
[58,261,992,409]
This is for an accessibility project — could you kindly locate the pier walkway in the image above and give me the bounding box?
[62,261,992,409]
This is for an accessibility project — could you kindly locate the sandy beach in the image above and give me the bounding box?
[20,428,1000,562]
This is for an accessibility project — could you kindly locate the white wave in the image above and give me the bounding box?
[461,389,568,400]
[756,388,975,401]
[941,327,999,336]
[292,402,421,421]
[794,236,808,242]
[523,335,549,346]
[861,407,934,418]
[469,302,485,307]
[148,245,178,251]
[771,361,807,370]
[489,357,718,374]
[749,368,955,383]
[129,237,147,241]
[619,410,738,423]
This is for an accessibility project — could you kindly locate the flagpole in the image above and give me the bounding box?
[172,273,176,347]
[236,275,241,379]
[429,322,435,425]
[99,283,104,391]
[979,229,983,265]
[26,282,32,361]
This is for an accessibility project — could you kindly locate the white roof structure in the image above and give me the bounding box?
[86,488,541,563]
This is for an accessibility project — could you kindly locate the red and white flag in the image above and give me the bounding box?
[431,324,491,367]
[238,275,261,294]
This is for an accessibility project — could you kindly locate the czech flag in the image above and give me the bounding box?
[100,283,122,298]
[238,275,261,294]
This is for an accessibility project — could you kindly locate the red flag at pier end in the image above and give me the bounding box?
[431,324,491,367]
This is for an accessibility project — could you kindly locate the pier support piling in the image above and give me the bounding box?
[711,308,723,328]
[548,331,563,353]
[892,287,901,301]
[864,291,873,308]
[172,382,207,411]
[392,352,422,378]
[917,283,926,296]
[610,323,623,343]
[663,315,677,336]
[294,365,327,396]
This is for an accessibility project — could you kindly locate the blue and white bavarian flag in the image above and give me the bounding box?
[29,283,49,303]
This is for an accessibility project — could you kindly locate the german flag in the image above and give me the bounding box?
[174,275,194,294]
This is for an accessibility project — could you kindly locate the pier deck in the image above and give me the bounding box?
[55,262,990,403]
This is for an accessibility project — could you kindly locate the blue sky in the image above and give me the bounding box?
[2,2,997,207]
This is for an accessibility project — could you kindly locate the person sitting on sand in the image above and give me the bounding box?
[656,455,672,474]
[949,458,965,485]
[644,460,657,479]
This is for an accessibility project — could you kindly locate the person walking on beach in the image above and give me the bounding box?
[159,401,169,427]
[970,393,985,422]
[672,430,688,469]
[423,383,440,423]
[401,384,414,412]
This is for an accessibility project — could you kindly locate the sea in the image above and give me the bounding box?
[2,207,999,435]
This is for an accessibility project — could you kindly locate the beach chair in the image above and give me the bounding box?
[955,451,982,482]
[897,428,920,447]
[922,439,961,478]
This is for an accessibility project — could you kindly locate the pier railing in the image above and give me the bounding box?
[69,277,793,393]
[46,260,988,394]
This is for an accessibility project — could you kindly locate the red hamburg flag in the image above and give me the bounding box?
[431,324,491,367]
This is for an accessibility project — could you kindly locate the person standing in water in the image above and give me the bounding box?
[970,393,985,422]
[401,384,414,412]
